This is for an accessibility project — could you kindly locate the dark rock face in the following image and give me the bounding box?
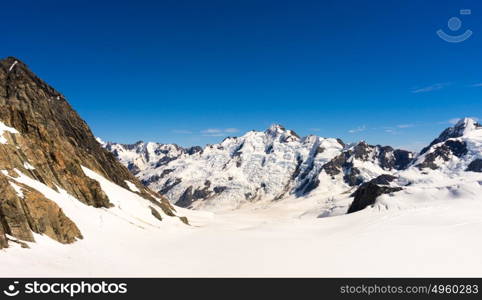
[343,167,363,186]
[0,57,177,248]
[377,146,413,170]
[369,174,398,185]
[154,156,177,168]
[322,142,413,186]
[0,175,35,243]
[294,176,320,195]
[150,206,163,221]
[322,154,346,177]
[176,186,194,208]
[466,159,482,172]
[22,184,83,243]
[347,175,402,214]
[186,146,203,155]
[126,162,141,175]
[295,156,320,194]
[159,178,182,194]
[392,149,413,170]
[352,142,371,160]
[445,140,469,157]
[174,184,228,208]
[417,140,468,170]
[322,152,362,186]
[213,186,227,194]
[0,173,83,248]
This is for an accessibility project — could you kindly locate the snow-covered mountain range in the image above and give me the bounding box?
[102,119,482,212]
[2,56,482,277]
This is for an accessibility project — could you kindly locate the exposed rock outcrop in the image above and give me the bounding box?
[322,142,413,186]
[0,174,34,243]
[466,159,482,172]
[21,183,82,243]
[347,175,402,214]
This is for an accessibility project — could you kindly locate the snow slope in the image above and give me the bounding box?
[2,192,482,277]
[0,166,188,275]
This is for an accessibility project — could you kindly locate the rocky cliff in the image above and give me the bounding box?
[0,57,179,249]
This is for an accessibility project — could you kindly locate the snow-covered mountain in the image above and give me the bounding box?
[103,124,414,211]
[415,117,482,171]
[347,117,482,214]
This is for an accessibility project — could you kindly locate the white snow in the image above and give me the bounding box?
[0,121,19,144]
[1,186,482,277]
[23,162,35,170]
[8,60,18,72]
[124,180,140,192]
[95,137,105,145]
[9,181,24,198]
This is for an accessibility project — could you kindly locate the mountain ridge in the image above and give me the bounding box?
[103,118,482,212]
[103,122,420,210]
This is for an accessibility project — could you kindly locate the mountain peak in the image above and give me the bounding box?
[1,56,21,64]
[1,56,29,73]
[265,124,286,134]
[264,124,301,142]
[420,117,481,155]
[1,56,65,102]
[2,56,22,62]
[454,117,481,135]
[445,117,481,140]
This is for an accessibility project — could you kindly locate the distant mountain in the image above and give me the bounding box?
[0,57,186,249]
[104,124,414,211]
[415,118,482,171]
[348,117,482,213]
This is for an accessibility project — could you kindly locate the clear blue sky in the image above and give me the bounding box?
[2,0,482,150]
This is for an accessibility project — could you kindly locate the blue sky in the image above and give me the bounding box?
[2,0,482,150]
